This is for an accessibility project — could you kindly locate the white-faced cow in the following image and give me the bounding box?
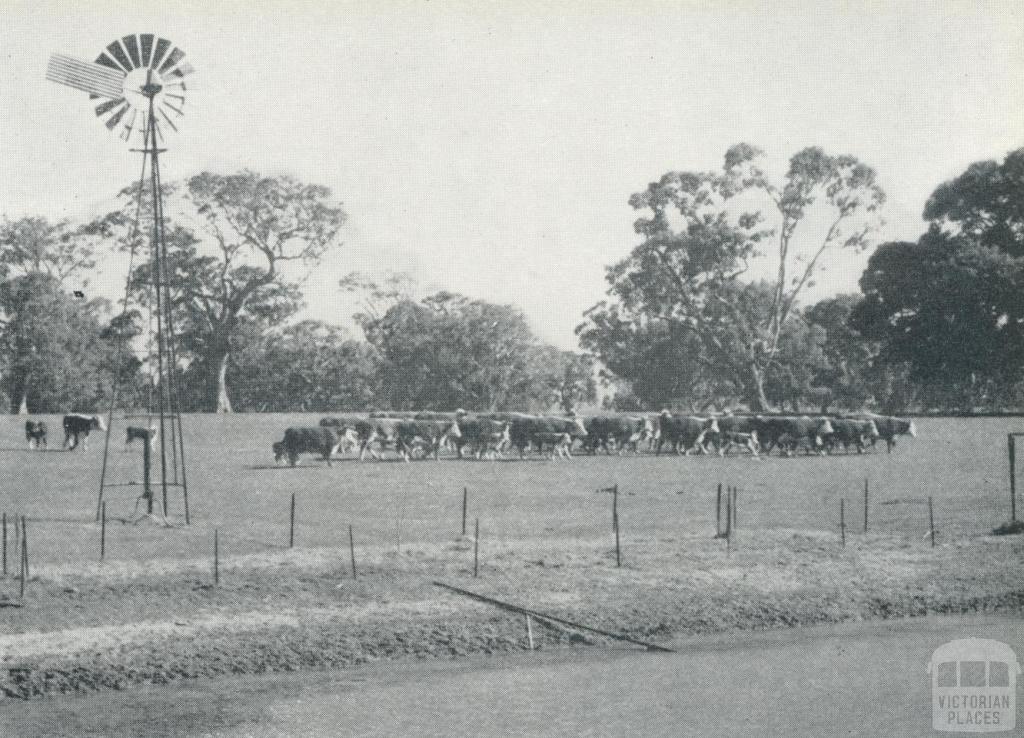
[125,425,158,452]
[754,416,834,457]
[394,419,462,461]
[25,420,47,450]
[844,413,917,453]
[63,414,106,451]
[453,417,511,459]
[506,415,588,459]
[824,418,879,454]
[582,416,654,455]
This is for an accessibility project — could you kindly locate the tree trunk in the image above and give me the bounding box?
[746,363,772,412]
[8,374,27,415]
[205,347,233,413]
[17,391,28,416]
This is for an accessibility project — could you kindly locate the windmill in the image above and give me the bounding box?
[47,35,194,524]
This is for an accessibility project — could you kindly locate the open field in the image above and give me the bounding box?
[0,414,1021,700]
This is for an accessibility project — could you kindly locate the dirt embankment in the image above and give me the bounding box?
[1,531,1022,700]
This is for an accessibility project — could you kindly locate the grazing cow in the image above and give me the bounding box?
[533,432,573,459]
[394,419,462,461]
[754,416,834,456]
[843,413,917,453]
[507,415,588,458]
[25,420,47,450]
[454,417,511,459]
[354,418,404,461]
[654,412,720,455]
[125,425,158,452]
[824,418,879,454]
[582,416,654,455]
[279,427,342,467]
[272,440,287,464]
[706,415,760,456]
[63,414,106,451]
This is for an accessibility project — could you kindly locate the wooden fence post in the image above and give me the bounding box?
[840,498,846,548]
[732,487,738,531]
[612,484,619,534]
[213,529,219,584]
[473,518,480,577]
[349,524,357,580]
[716,483,722,536]
[100,502,107,561]
[462,487,468,536]
[19,516,28,597]
[2,512,6,576]
[864,478,869,533]
[289,493,296,549]
[1010,435,1017,522]
[929,497,936,548]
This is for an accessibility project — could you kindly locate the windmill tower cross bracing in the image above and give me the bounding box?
[47,35,194,525]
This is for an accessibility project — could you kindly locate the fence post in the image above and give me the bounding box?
[732,487,738,531]
[724,487,732,539]
[19,516,28,598]
[864,478,869,533]
[840,499,846,548]
[526,614,534,650]
[716,483,722,536]
[612,484,619,534]
[1010,435,1017,522]
[100,502,107,561]
[462,486,468,536]
[289,493,296,549]
[2,512,6,576]
[473,518,480,577]
[213,529,219,584]
[349,524,357,580]
[929,497,936,548]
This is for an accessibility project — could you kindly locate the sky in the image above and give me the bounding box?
[2,0,1022,349]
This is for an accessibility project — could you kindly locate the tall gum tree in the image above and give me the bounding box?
[579,144,884,410]
[95,170,346,412]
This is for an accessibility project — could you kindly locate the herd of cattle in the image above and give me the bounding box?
[271,410,918,466]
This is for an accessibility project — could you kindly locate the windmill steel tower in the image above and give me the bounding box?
[47,35,194,523]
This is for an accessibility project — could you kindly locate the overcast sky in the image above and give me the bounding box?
[2,0,1022,348]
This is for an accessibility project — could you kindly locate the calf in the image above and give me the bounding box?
[125,425,158,452]
[25,420,47,450]
[63,413,106,451]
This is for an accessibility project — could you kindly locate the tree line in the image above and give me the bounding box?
[0,146,1021,415]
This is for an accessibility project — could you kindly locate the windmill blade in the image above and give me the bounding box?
[122,35,142,68]
[105,40,133,72]
[169,62,195,78]
[47,54,125,98]
[94,52,122,71]
[121,108,138,141]
[158,107,179,133]
[95,97,126,116]
[163,100,185,117]
[104,102,130,131]
[150,38,171,69]
[139,34,155,66]
[158,47,186,74]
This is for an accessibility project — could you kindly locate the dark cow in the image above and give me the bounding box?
[272,440,287,464]
[533,432,573,459]
[824,418,879,454]
[454,417,511,459]
[754,416,834,456]
[125,425,158,452]
[654,412,720,455]
[63,414,106,451]
[279,427,342,467]
[706,415,760,457]
[507,415,588,458]
[844,413,916,453]
[25,420,47,450]
[394,419,462,461]
[582,416,654,455]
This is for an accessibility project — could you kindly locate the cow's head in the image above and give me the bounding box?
[816,418,834,436]
[444,421,462,439]
[904,419,917,437]
[706,417,720,434]
[93,415,107,432]
[864,420,880,438]
[571,417,588,437]
[273,441,286,463]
